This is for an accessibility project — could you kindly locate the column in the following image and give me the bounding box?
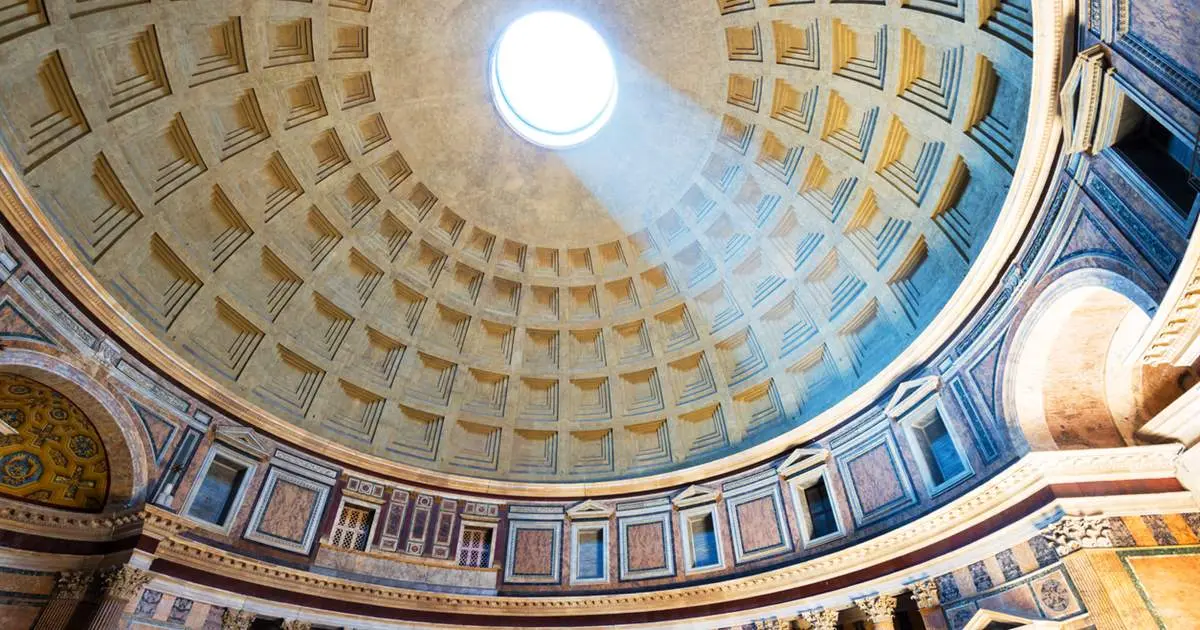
[86,565,151,630]
[32,571,92,630]
[799,608,840,630]
[1044,516,1157,630]
[910,578,948,630]
[854,594,897,630]
[221,608,255,630]
[281,620,312,630]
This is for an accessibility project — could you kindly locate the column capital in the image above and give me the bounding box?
[98,565,150,601]
[910,578,940,609]
[281,620,312,630]
[1045,515,1113,557]
[854,593,898,624]
[221,608,255,630]
[51,571,92,601]
[799,608,840,630]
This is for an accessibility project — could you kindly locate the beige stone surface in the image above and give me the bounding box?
[0,0,1039,483]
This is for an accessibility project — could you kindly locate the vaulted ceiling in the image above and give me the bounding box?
[0,0,1034,481]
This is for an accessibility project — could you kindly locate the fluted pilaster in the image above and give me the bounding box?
[85,565,151,630]
[32,571,92,630]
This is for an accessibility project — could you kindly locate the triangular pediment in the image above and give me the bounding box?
[884,375,940,419]
[962,608,1063,630]
[214,425,270,460]
[567,499,613,520]
[672,484,720,508]
[777,447,830,478]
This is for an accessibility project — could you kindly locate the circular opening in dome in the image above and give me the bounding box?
[490,11,617,148]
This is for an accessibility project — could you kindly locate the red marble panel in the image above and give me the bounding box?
[626,521,667,572]
[847,443,903,515]
[736,496,782,553]
[512,528,555,577]
[257,479,317,543]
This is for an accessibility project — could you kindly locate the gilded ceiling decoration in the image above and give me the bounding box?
[0,0,1034,481]
[0,373,109,511]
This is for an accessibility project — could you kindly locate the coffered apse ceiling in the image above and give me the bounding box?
[0,0,1036,481]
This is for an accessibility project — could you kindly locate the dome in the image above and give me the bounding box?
[1,0,1037,487]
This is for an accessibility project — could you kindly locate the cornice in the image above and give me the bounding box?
[0,504,146,542]
[1137,384,1200,447]
[0,0,1069,498]
[142,445,1181,618]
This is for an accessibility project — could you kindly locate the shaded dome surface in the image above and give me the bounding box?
[0,0,1032,481]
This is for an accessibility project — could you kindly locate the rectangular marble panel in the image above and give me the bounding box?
[737,497,782,552]
[618,511,675,580]
[243,466,329,553]
[503,520,562,584]
[834,423,917,525]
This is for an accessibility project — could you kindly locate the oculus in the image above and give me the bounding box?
[490,11,618,148]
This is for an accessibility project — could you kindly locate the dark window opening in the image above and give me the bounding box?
[689,513,719,569]
[1114,110,1199,219]
[916,413,966,486]
[804,479,838,540]
[187,456,246,526]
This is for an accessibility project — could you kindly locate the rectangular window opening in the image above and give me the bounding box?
[575,528,606,580]
[458,526,493,568]
[1113,105,1199,219]
[803,478,838,540]
[331,503,376,552]
[187,455,247,526]
[688,513,719,569]
[915,412,965,487]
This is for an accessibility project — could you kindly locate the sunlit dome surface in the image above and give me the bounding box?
[491,11,618,148]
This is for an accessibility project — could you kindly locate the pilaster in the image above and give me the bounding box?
[32,571,92,630]
[86,565,151,630]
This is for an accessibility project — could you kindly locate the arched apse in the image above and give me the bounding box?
[0,350,151,509]
[1005,270,1189,451]
[0,372,109,510]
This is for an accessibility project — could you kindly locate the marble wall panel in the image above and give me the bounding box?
[243,466,330,553]
[503,520,562,584]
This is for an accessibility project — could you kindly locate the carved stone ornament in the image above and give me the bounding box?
[281,620,312,630]
[855,594,897,623]
[1044,515,1113,557]
[52,570,92,600]
[800,608,840,630]
[99,565,151,601]
[748,618,784,630]
[96,338,122,367]
[910,578,940,609]
[222,608,255,630]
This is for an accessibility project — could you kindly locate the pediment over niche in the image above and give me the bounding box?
[777,447,830,478]
[213,425,270,460]
[884,375,941,419]
[672,484,720,509]
[566,499,613,520]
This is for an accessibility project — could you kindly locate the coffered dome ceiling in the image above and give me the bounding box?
[0,0,1035,482]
